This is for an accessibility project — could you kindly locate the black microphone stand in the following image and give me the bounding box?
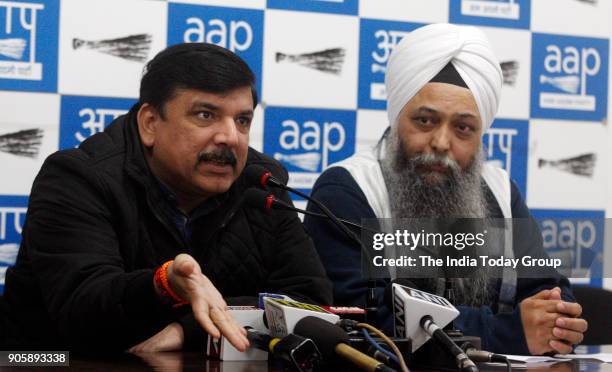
[266,179,380,322]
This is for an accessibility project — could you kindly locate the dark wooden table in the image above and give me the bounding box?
[2,346,611,371]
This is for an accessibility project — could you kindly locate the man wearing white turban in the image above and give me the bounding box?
[304,23,587,355]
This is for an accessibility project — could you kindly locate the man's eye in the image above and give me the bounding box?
[237,117,252,127]
[197,111,213,119]
[456,124,474,133]
[414,116,432,126]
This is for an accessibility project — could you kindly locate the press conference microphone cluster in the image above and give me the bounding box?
[294,316,396,372]
[260,294,406,372]
[243,164,380,317]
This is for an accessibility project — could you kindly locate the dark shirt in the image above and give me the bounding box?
[155,177,227,251]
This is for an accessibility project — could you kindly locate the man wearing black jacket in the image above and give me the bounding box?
[1,43,332,353]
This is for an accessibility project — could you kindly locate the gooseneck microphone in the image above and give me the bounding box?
[243,165,366,234]
[243,165,380,318]
[243,188,378,234]
[294,316,396,372]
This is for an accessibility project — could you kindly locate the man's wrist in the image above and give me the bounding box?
[154,260,189,307]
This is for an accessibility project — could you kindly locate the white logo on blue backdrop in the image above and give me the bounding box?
[358,19,423,110]
[264,107,356,191]
[0,0,58,92]
[267,0,358,15]
[449,0,530,29]
[0,195,27,293]
[59,96,136,150]
[167,3,264,95]
[483,119,528,198]
[531,33,609,121]
[531,209,605,287]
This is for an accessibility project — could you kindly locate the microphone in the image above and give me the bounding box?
[244,165,353,229]
[243,164,381,317]
[245,327,322,372]
[294,316,396,372]
[262,296,340,338]
[244,164,287,191]
[421,316,478,372]
[460,342,509,364]
[243,188,376,233]
[392,283,478,372]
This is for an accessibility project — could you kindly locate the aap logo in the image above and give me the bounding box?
[264,107,356,191]
[483,119,529,198]
[59,96,136,150]
[0,0,59,92]
[531,33,609,121]
[358,19,423,110]
[267,0,358,15]
[167,3,263,95]
[449,0,530,29]
[531,209,605,287]
[0,195,28,294]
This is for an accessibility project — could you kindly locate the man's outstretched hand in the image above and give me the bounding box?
[151,253,249,352]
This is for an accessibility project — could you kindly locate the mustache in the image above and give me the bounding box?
[411,153,461,173]
[197,148,237,167]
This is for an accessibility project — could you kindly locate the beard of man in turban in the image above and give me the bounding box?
[380,80,492,308]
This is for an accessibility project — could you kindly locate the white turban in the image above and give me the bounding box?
[385,23,503,133]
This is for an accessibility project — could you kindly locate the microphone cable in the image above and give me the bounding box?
[461,342,512,372]
[357,322,409,372]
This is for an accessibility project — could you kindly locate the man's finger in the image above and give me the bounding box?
[547,287,562,300]
[540,300,563,313]
[192,300,221,339]
[553,327,584,345]
[556,317,588,333]
[174,258,195,277]
[540,312,562,328]
[532,289,552,300]
[210,307,249,352]
[550,339,573,355]
[557,302,582,317]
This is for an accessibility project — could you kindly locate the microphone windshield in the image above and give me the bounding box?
[294,316,348,358]
[243,164,272,189]
[244,188,273,210]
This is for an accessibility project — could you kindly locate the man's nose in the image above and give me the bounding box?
[214,117,239,147]
[431,124,451,153]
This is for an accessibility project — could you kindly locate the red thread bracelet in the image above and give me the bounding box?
[154,260,188,308]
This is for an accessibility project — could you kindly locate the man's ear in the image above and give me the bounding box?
[137,103,161,148]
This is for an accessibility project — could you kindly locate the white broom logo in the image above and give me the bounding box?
[0,38,26,60]
[539,75,580,94]
[274,152,321,172]
[0,244,19,265]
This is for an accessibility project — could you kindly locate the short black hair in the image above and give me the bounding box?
[139,43,258,117]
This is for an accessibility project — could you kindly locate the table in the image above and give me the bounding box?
[2,346,611,371]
